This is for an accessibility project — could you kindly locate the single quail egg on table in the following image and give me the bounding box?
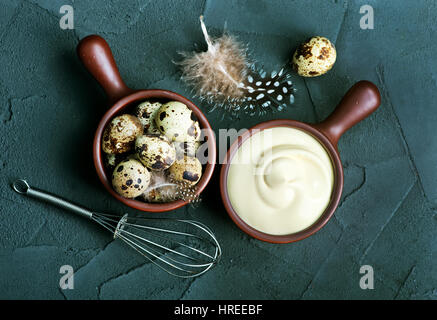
[135,134,176,171]
[155,101,200,142]
[102,114,143,154]
[168,155,202,186]
[134,101,162,134]
[292,36,336,77]
[112,159,151,198]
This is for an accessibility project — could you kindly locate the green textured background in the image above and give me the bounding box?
[0,0,436,299]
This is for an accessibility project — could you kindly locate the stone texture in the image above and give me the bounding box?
[0,0,436,300]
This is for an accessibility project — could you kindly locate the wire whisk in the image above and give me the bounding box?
[12,179,221,278]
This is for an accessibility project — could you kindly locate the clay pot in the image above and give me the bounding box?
[220,81,381,243]
[77,35,216,212]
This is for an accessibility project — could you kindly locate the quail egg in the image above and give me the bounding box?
[292,36,336,77]
[188,121,201,141]
[168,155,202,185]
[112,159,150,198]
[146,118,162,135]
[155,101,198,142]
[173,121,201,158]
[102,114,143,154]
[135,134,176,171]
[134,101,162,133]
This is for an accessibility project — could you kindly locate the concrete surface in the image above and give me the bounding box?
[0,0,436,299]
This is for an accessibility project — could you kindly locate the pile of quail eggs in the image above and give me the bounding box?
[102,100,203,203]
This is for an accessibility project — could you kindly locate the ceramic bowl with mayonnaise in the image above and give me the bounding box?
[220,81,381,243]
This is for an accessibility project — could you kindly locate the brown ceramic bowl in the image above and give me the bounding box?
[77,35,216,212]
[220,81,381,243]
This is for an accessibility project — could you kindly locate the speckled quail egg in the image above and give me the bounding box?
[292,36,336,77]
[168,155,202,186]
[155,101,198,142]
[134,101,162,134]
[189,121,201,141]
[112,159,150,198]
[146,118,162,135]
[173,121,201,158]
[135,134,176,171]
[102,114,143,154]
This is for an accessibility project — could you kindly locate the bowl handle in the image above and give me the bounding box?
[77,35,134,104]
[312,80,381,148]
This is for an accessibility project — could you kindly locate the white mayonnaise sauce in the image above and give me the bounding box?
[227,127,334,235]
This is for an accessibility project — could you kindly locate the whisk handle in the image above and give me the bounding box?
[12,179,93,219]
